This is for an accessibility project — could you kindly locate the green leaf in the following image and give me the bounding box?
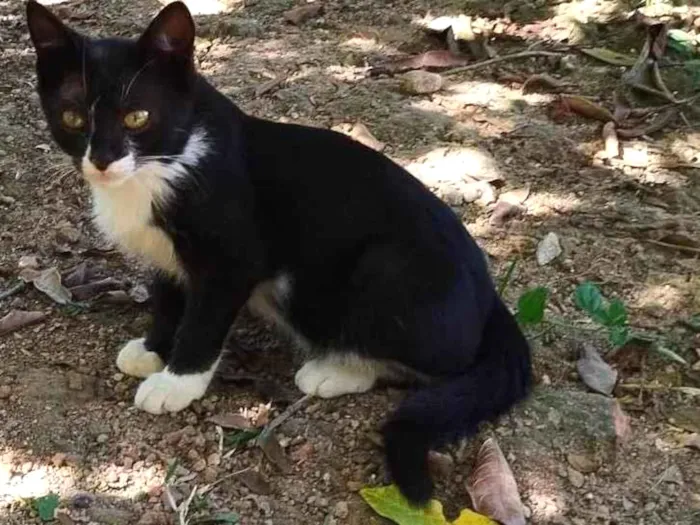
[606,299,627,327]
[33,493,60,522]
[516,287,548,325]
[574,282,604,317]
[608,325,629,347]
[360,485,495,525]
[164,458,180,484]
[224,429,261,448]
[581,48,637,67]
[192,513,240,525]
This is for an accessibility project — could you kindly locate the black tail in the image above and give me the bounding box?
[382,297,532,504]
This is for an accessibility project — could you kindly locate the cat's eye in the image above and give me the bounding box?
[61,110,85,130]
[123,110,150,130]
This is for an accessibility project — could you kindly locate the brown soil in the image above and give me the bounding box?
[1,1,700,524]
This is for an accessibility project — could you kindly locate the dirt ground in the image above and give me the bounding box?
[1,0,700,524]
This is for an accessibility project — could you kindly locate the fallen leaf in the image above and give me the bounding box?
[466,438,526,525]
[668,408,700,434]
[560,95,614,122]
[283,3,323,25]
[361,484,496,525]
[69,277,124,301]
[577,344,618,395]
[612,401,632,443]
[209,413,254,430]
[236,470,272,495]
[400,71,444,95]
[522,73,571,94]
[498,187,530,206]
[32,493,60,522]
[370,50,469,76]
[20,267,72,304]
[581,48,637,67]
[602,122,619,159]
[62,262,92,288]
[536,232,562,266]
[257,432,291,473]
[0,310,47,336]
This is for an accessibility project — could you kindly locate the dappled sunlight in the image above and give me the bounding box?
[634,277,690,317]
[159,0,237,16]
[339,36,386,54]
[524,191,583,218]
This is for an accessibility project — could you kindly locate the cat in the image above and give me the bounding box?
[26,0,531,504]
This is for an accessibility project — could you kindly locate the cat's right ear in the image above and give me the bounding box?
[26,0,76,55]
[138,1,195,62]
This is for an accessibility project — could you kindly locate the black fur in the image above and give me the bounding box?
[27,0,531,504]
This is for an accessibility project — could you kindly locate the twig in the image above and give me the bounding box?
[646,239,700,255]
[497,259,517,296]
[198,466,252,495]
[445,51,562,76]
[258,393,312,440]
[0,282,25,301]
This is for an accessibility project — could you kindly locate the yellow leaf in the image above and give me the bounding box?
[360,485,497,525]
[452,509,498,525]
[581,48,637,67]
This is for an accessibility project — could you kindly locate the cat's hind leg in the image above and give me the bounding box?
[295,353,397,398]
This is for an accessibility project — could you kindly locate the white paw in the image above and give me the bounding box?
[294,357,377,398]
[134,366,214,414]
[116,338,165,378]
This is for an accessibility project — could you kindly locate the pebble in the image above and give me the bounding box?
[334,500,349,519]
[567,466,585,488]
[0,385,11,399]
[400,71,444,95]
[51,453,66,467]
[96,434,109,444]
[192,458,207,472]
[207,452,221,466]
[566,453,599,474]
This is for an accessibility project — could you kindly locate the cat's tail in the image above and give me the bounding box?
[382,296,532,505]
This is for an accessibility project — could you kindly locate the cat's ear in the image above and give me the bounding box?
[26,0,76,54]
[138,1,195,60]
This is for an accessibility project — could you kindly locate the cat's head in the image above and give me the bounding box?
[27,0,201,188]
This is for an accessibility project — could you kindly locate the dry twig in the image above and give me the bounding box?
[445,50,562,76]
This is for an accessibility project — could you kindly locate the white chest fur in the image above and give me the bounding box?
[86,130,208,278]
[91,177,182,276]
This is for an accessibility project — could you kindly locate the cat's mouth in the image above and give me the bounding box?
[81,151,137,188]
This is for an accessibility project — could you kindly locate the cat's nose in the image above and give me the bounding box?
[89,153,117,172]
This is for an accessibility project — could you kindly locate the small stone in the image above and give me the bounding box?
[122,457,134,469]
[400,71,444,95]
[489,200,523,226]
[536,232,562,266]
[203,467,218,484]
[96,434,109,444]
[56,221,81,244]
[566,453,599,474]
[334,501,349,519]
[577,345,617,396]
[18,255,40,269]
[192,458,207,472]
[0,385,11,399]
[207,452,221,467]
[567,466,585,488]
[622,496,634,511]
[70,493,94,509]
[52,453,67,467]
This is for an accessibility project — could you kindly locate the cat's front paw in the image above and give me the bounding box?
[116,338,165,378]
[295,357,377,398]
[134,369,209,414]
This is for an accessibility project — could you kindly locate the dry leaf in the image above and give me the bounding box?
[489,201,523,227]
[283,3,323,25]
[20,267,72,304]
[0,310,47,336]
[209,413,254,430]
[612,401,632,444]
[370,50,469,76]
[467,438,525,525]
[522,74,571,94]
[580,48,637,67]
[236,470,272,495]
[499,187,530,205]
[258,432,291,473]
[70,277,124,301]
[62,262,92,288]
[616,109,677,139]
[560,95,614,122]
[602,122,619,159]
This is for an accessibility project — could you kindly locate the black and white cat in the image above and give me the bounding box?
[26,0,531,504]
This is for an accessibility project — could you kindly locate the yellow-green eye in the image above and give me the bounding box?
[61,110,85,130]
[123,110,150,130]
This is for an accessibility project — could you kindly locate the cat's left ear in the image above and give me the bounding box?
[26,0,78,54]
[138,1,195,61]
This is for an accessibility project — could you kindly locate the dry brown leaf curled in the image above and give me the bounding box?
[0,310,47,336]
[560,95,614,122]
[467,438,525,525]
